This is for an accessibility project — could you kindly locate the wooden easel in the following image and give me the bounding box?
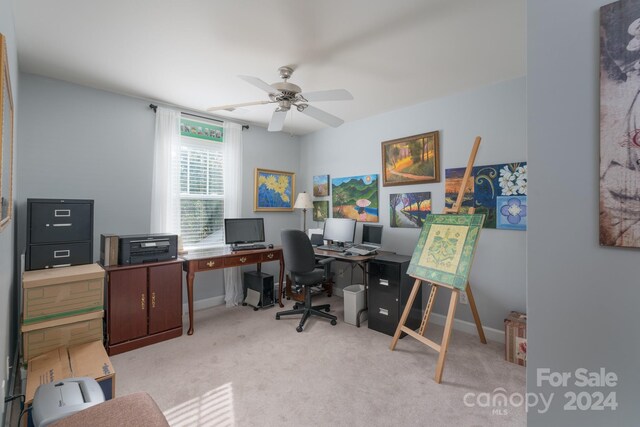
[390,136,487,384]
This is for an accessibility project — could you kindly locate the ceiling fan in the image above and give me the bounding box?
[207,66,353,132]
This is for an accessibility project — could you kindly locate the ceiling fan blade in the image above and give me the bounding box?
[268,109,288,132]
[238,75,278,95]
[299,104,344,127]
[299,89,354,102]
[207,100,271,112]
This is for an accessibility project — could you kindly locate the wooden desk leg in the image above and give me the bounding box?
[187,270,195,335]
[278,256,285,307]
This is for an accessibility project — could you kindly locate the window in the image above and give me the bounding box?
[179,117,225,249]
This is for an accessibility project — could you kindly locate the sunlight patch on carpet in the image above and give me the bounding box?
[164,382,235,426]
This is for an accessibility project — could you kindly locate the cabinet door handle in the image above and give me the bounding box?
[141,294,145,310]
[378,308,389,316]
[152,292,156,308]
[379,279,389,286]
[267,253,274,259]
[239,257,247,263]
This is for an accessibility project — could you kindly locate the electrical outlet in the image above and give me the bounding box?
[460,292,469,304]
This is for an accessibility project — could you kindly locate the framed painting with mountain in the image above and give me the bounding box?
[331,174,379,222]
[254,168,295,212]
[381,131,440,186]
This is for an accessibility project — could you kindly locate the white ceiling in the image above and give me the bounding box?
[12,0,525,135]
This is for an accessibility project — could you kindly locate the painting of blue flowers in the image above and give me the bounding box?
[445,162,527,230]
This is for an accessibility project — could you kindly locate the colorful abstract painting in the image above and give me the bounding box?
[407,214,485,290]
[600,0,640,248]
[313,175,330,197]
[254,168,295,212]
[313,200,329,222]
[389,192,432,228]
[331,174,379,222]
[445,162,527,230]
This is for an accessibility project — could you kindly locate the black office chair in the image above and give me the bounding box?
[276,229,338,332]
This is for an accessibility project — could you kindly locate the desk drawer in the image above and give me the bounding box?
[197,259,223,270]
[260,251,280,262]
[224,253,261,267]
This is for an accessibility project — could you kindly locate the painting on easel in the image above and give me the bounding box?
[406,214,485,290]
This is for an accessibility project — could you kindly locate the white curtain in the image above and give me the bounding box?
[150,107,181,234]
[223,122,244,306]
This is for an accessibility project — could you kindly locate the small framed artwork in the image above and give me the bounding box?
[389,192,431,228]
[381,131,440,186]
[313,200,329,221]
[407,213,485,290]
[313,175,330,197]
[254,168,295,212]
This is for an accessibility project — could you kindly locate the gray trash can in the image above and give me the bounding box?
[343,284,366,326]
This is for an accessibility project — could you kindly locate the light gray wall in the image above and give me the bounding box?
[16,74,299,305]
[528,0,640,425]
[0,0,18,418]
[299,77,526,331]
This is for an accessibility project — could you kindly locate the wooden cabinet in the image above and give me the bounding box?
[104,260,182,355]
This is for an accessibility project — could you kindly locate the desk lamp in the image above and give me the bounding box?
[294,192,313,232]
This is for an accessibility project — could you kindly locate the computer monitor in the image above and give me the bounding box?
[224,218,265,245]
[362,224,383,245]
[322,218,356,245]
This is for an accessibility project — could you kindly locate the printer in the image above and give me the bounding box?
[118,233,178,265]
[32,377,105,427]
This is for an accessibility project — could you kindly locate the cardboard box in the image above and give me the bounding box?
[22,311,104,361]
[504,311,527,366]
[23,263,104,325]
[25,341,115,427]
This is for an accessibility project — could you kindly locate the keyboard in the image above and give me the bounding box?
[347,244,379,255]
[316,244,346,253]
[232,244,266,251]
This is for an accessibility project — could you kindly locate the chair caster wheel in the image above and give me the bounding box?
[293,304,299,309]
[242,302,247,306]
[327,294,332,297]
[253,307,259,311]
[331,320,337,326]
[324,307,330,312]
[276,315,280,320]
[296,326,303,333]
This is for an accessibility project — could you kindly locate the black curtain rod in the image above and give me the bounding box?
[149,104,249,130]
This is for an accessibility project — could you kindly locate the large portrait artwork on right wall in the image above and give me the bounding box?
[600,0,640,248]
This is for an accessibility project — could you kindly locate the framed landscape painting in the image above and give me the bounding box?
[313,175,329,197]
[332,174,379,222]
[407,214,485,290]
[381,131,440,186]
[389,192,431,228]
[313,200,329,221]
[254,168,295,212]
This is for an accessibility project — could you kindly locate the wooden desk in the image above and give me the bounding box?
[314,249,377,327]
[182,247,284,335]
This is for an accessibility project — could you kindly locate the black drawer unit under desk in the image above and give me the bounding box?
[367,253,422,337]
[26,198,94,270]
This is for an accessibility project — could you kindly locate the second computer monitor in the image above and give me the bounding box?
[323,218,356,245]
[362,224,383,245]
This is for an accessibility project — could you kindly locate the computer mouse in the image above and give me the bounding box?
[268,244,274,248]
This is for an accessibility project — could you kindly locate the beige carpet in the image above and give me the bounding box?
[111,296,525,427]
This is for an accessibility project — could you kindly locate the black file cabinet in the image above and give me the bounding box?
[26,199,94,270]
[367,253,422,337]
[243,271,275,308]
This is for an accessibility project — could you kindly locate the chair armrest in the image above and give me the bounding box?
[316,257,335,266]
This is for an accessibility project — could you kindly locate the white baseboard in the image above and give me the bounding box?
[430,312,504,344]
